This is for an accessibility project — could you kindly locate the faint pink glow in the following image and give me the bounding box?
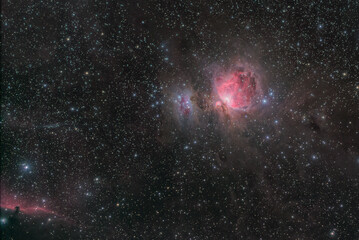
[177,94,192,116]
[1,190,58,216]
[1,204,56,215]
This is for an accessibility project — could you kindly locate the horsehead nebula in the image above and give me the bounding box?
[0,190,58,216]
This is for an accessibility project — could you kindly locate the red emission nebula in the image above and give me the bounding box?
[1,190,57,216]
[215,70,256,109]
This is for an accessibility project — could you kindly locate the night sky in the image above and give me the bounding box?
[1,1,359,239]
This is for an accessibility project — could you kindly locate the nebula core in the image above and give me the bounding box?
[215,69,257,110]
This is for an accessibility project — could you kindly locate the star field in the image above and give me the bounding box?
[1,1,359,239]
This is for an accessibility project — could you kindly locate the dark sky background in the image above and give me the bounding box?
[1,1,359,239]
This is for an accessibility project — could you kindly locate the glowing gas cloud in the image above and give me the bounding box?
[178,94,192,116]
[214,70,257,110]
[1,190,57,216]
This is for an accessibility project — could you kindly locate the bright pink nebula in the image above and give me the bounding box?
[215,71,256,109]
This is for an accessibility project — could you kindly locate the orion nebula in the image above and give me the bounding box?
[214,69,257,110]
[166,60,266,130]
